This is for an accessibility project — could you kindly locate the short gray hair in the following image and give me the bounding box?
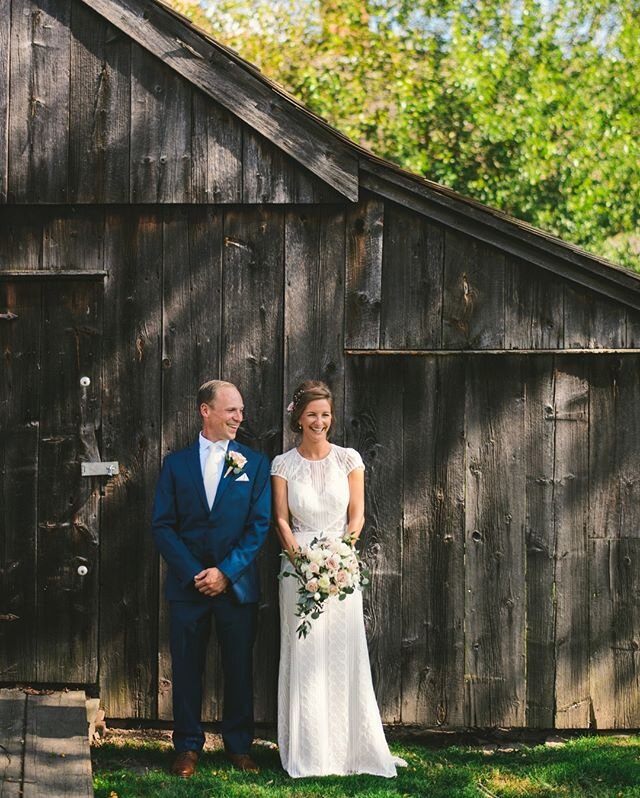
[197,379,238,408]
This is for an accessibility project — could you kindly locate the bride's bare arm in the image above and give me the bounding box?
[346,468,365,541]
[272,475,299,557]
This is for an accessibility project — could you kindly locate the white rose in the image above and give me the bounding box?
[317,574,331,592]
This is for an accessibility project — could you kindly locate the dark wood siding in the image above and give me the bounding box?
[0,0,347,205]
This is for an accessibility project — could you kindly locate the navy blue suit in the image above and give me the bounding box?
[152,438,271,754]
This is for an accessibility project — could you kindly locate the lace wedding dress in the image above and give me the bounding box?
[271,445,398,778]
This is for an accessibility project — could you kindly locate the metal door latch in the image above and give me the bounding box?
[81,461,119,477]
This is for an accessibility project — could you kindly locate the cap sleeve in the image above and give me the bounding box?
[270,452,289,481]
[344,447,365,473]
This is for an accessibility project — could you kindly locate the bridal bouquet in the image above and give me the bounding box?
[281,534,370,639]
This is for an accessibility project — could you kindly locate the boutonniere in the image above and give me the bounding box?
[224,451,248,478]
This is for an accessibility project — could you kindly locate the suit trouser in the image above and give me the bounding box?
[169,595,258,754]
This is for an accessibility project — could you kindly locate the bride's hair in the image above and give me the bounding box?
[289,380,334,434]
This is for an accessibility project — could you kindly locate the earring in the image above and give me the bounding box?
[297,424,302,431]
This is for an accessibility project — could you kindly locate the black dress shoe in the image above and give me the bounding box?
[171,750,199,778]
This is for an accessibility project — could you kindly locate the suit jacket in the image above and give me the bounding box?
[151,439,271,604]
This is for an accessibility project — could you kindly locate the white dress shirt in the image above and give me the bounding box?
[199,432,229,509]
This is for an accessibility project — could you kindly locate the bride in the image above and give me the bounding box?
[271,380,400,778]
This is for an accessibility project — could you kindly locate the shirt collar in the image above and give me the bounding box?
[199,432,229,455]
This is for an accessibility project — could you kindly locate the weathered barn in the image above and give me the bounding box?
[1,0,640,731]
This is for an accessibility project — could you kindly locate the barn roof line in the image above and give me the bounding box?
[81,0,640,311]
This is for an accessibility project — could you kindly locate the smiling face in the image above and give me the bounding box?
[298,398,332,443]
[200,385,244,442]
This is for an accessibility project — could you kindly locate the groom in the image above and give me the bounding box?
[152,379,271,778]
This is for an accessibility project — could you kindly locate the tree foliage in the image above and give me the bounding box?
[168,0,640,272]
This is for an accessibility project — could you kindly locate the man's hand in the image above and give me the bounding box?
[194,567,229,597]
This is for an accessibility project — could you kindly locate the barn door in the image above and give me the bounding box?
[0,278,102,684]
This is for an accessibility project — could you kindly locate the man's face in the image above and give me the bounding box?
[200,386,244,442]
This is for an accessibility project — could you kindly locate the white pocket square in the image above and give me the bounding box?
[235,473,250,482]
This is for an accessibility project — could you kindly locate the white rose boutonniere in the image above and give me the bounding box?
[224,451,248,478]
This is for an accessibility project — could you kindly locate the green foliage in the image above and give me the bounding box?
[92,734,640,797]
[168,0,640,273]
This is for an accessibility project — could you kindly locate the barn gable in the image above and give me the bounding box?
[0,0,353,204]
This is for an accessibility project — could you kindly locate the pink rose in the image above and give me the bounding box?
[326,555,340,572]
[305,579,319,594]
[309,561,320,574]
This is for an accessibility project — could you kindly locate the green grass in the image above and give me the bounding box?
[92,734,640,798]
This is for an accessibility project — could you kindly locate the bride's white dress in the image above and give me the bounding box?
[271,444,397,778]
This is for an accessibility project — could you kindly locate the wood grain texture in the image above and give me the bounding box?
[76,0,359,200]
[130,44,192,203]
[0,690,25,795]
[69,3,130,202]
[283,207,345,449]
[221,207,284,723]
[504,257,564,349]
[42,207,105,272]
[8,0,71,202]
[589,356,640,539]
[0,2,10,203]
[523,356,557,727]
[401,357,465,726]
[192,90,243,203]
[380,203,444,348]
[552,359,590,728]
[243,129,343,204]
[564,284,627,349]
[443,230,505,349]
[159,206,224,722]
[100,212,161,717]
[36,281,101,683]
[464,356,526,726]
[590,539,640,728]
[0,282,40,681]
[22,692,93,798]
[345,195,384,349]
[345,356,403,722]
[0,208,43,271]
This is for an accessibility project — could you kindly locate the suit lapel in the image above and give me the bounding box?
[186,441,209,514]
[211,440,237,512]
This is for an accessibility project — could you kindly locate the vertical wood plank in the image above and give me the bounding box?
[504,258,564,349]
[22,692,93,798]
[69,4,131,203]
[552,358,590,727]
[0,690,26,793]
[221,207,284,724]
[589,356,640,539]
[8,0,70,202]
[401,356,465,726]
[524,356,557,727]
[380,204,444,348]
[590,539,640,728]
[283,207,345,449]
[192,91,243,203]
[242,129,342,204]
[564,285,627,349]
[0,282,40,681]
[0,207,43,271]
[345,356,403,722]
[130,45,192,203]
[42,208,105,271]
[625,308,640,348]
[464,356,526,726]
[0,1,10,203]
[36,281,101,683]
[442,231,505,349]
[158,206,224,723]
[100,212,161,717]
[345,196,384,349]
